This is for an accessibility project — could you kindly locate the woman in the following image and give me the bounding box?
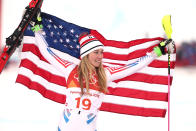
[53,33,174,131]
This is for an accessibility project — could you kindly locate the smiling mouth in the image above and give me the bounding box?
[96,60,101,63]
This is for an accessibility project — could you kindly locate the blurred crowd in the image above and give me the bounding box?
[176,40,196,67]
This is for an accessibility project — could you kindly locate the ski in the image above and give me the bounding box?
[0,0,44,73]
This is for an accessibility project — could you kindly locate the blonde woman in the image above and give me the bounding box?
[35,32,174,131]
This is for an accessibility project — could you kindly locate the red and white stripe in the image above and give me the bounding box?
[16,36,67,104]
[91,30,175,117]
[16,30,176,117]
[79,34,104,58]
[79,34,98,47]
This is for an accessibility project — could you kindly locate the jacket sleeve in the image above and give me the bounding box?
[35,31,76,81]
[105,52,157,83]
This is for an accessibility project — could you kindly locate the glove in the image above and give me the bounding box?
[154,39,175,57]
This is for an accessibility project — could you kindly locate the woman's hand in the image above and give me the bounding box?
[154,39,175,57]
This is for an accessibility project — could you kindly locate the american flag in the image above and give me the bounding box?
[16,12,176,117]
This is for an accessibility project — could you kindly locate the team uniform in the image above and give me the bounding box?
[57,54,156,131]
[35,32,158,131]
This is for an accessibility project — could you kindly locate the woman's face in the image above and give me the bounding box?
[88,48,104,67]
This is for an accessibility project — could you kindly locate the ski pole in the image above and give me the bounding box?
[162,15,173,131]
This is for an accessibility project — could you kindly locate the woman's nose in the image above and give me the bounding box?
[98,53,103,59]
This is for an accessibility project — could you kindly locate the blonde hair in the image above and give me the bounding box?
[77,55,108,95]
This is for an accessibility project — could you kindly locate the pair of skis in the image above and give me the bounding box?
[0,0,44,73]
